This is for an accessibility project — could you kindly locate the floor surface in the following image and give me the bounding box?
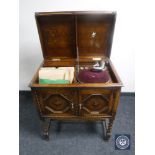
[19,92,135,155]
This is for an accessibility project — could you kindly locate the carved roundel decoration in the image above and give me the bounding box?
[82,95,109,113]
[44,94,71,113]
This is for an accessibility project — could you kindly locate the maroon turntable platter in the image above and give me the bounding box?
[78,69,111,83]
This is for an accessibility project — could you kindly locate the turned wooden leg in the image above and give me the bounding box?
[42,119,51,140]
[37,111,45,121]
[105,118,113,140]
[103,117,114,141]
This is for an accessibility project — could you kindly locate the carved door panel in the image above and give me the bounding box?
[35,89,77,116]
[78,89,114,116]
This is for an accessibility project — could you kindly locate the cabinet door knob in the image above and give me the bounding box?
[78,104,82,115]
[71,103,74,109]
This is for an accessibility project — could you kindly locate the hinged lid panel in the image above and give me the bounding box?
[77,12,116,58]
[35,12,116,60]
[35,13,76,59]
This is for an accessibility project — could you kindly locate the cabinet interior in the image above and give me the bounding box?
[30,58,121,87]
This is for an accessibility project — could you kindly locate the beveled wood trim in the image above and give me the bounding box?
[79,89,111,94]
[111,89,121,113]
[29,62,43,87]
[45,106,70,114]
[35,15,46,59]
[108,59,123,85]
[41,114,112,120]
[107,14,116,57]
[43,58,76,67]
[20,91,134,96]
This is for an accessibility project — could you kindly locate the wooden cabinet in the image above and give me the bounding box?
[32,88,119,118]
[30,11,123,141]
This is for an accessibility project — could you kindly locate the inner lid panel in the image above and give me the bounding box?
[36,14,76,59]
[77,13,116,58]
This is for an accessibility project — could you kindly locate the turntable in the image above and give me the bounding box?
[77,60,111,83]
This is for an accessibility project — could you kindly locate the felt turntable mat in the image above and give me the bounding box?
[78,69,111,83]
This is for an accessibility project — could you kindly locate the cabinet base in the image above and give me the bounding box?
[41,117,114,141]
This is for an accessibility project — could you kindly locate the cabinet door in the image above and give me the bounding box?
[78,89,114,116]
[33,89,77,117]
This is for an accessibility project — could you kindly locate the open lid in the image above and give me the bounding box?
[35,12,116,60]
[35,12,76,59]
[76,12,116,58]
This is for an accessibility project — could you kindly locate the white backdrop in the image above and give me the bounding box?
[19,0,135,92]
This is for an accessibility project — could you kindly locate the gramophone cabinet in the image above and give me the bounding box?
[29,11,123,140]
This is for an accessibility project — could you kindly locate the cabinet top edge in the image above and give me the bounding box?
[35,11,116,16]
[30,83,123,89]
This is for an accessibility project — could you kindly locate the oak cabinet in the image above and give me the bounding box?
[30,11,123,140]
